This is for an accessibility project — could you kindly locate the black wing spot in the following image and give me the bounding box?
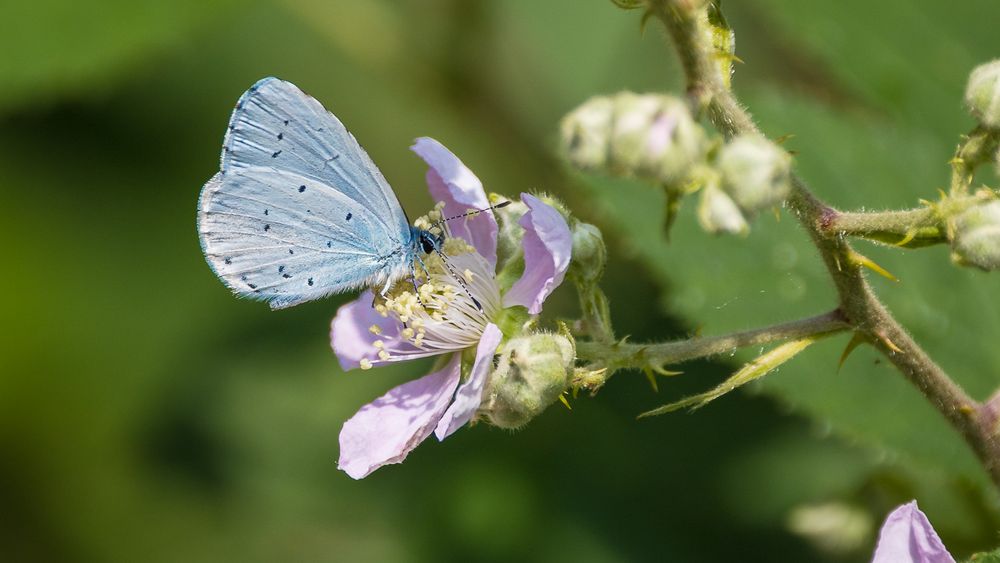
[271,150,282,158]
[263,224,270,232]
[248,283,258,290]
[277,132,283,140]
[241,275,248,281]
[278,266,285,273]
[289,249,294,255]
[307,209,312,214]
[282,273,292,279]
[346,212,352,221]
[298,185,306,193]
[264,209,269,216]
[283,119,289,126]
[326,241,332,248]
[307,277,314,286]
[224,258,232,265]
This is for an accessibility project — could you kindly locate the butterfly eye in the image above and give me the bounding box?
[419,232,439,254]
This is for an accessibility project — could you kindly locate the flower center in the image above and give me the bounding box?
[359,213,501,369]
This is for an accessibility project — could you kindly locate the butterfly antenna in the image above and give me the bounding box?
[432,248,483,313]
[431,200,512,231]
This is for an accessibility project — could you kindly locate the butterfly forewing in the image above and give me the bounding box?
[222,77,409,241]
[198,78,414,309]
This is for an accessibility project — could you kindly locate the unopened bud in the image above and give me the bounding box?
[483,333,575,429]
[698,182,748,235]
[950,199,1000,270]
[965,60,1000,130]
[716,134,792,214]
[568,221,606,284]
[561,92,708,187]
[561,96,615,172]
[611,93,707,185]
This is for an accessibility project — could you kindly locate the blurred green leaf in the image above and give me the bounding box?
[0,0,239,110]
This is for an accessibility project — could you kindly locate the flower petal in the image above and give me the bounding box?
[872,501,955,563]
[502,193,572,314]
[434,323,503,440]
[330,292,383,370]
[411,137,497,268]
[337,355,462,479]
[330,291,423,370]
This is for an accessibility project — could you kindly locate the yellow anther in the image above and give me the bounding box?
[359,359,373,370]
[373,340,384,349]
[368,324,382,335]
[431,312,444,322]
[378,350,390,361]
[401,327,415,339]
[463,269,475,281]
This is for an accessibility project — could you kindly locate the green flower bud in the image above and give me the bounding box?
[698,182,748,235]
[560,96,615,172]
[483,332,575,430]
[949,199,1000,270]
[568,221,606,285]
[610,93,707,186]
[561,92,708,187]
[965,60,1000,130]
[716,134,792,214]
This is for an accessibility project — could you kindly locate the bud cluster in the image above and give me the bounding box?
[560,92,709,189]
[561,92,793,236]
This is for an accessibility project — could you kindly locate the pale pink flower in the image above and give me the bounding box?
[331,137,572,479]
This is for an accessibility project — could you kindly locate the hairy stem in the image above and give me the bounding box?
[826,207,945,248]
[576,309,847,372]
[651,0,1000,489]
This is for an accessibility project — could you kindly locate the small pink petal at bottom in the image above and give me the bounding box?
[338,355,462,479]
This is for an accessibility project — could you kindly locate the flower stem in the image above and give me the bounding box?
[575,309,848,373]
[824,207,946,248]
[650,0,1000,489]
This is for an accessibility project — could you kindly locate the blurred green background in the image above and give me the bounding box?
[2,0,999,561]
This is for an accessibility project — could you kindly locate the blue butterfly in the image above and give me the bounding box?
[197,77,450,310]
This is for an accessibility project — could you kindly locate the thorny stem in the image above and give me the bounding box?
[825,206,945,248]
[575,309,847,374]
[649,0,1000,489]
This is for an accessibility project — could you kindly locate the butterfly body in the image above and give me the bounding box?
[197,77,432,309]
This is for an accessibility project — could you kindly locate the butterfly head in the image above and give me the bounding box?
[414,227,445,255]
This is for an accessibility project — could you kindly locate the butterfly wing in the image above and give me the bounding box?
[198,77,413,309]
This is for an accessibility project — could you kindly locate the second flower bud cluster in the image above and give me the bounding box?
[560,91,792,236]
